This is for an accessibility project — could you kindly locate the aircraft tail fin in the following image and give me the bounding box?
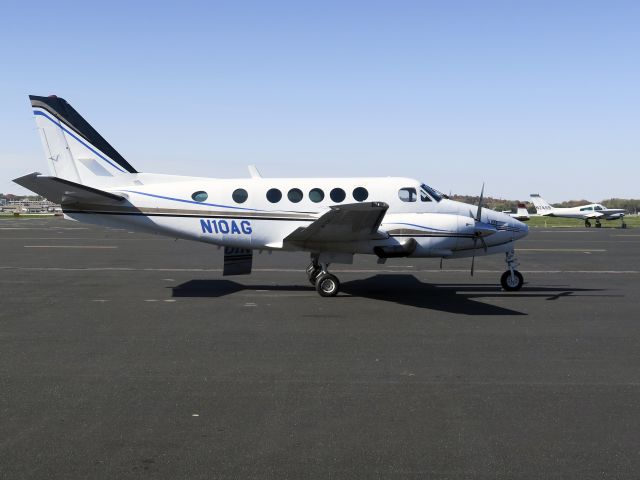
[529,194,553,214]
[29,95,138,187]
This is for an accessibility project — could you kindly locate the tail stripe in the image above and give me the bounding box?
[29,95,138,173]
[33,110,126,173]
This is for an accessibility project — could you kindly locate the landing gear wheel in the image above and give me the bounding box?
[315,273,340,297]
[622,222,627,229]
[595,221,602,228]
[585,220,591,228]
[501,270,523,291]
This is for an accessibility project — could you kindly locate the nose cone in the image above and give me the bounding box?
[511,218,529,240]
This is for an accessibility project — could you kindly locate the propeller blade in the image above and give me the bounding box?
[471,252,475,276]
[475,182,485,221]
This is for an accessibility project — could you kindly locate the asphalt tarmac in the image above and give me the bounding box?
[1,217,639,479]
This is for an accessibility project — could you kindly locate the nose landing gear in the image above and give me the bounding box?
[501,250,524,291]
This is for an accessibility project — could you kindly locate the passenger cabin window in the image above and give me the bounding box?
[232,188,248,204]
[266,188,282,203]
[309,188,324,203]
[580,206,593,211]
[330,188,346,203]
[191,191,208,202]
[398,187,417,202]
[288,188,303,203]
[353,187,368,202]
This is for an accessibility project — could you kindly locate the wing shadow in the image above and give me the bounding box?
[171,275,607,315]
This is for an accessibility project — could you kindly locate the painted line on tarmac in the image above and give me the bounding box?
[23,245,118,249]
[516,248,606,252]
[0,266,637,274]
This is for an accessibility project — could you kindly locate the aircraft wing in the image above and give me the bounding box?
[284,202,389,248]
[584,212,605,219]
[13,172,125,205]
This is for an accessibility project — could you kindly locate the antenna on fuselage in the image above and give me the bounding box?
[248,165,262,178]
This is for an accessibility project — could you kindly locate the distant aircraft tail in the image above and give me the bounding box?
[516,203,530,220]
[529,194,553,214]
[29,95,138,187]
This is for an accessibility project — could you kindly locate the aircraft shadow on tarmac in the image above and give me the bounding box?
[171,274,613,315]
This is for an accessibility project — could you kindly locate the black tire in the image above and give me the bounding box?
[622,223,627,229]
[595,223,601,228]
[585,221,591,228]
[315,273,340,297]
[500,270,523,291]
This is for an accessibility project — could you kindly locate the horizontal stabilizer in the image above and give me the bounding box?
[284,202,389,248]
[13,172,125,205]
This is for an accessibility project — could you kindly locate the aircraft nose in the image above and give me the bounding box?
[512,218,529,239]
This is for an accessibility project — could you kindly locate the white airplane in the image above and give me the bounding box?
[14,95,529,296]
[502,203,530,221]
[530,194,626,228]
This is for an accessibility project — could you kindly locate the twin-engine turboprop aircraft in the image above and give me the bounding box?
[15,95,529,296]
[530,194,626,228]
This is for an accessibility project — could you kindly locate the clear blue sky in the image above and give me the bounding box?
[1,0,638,202]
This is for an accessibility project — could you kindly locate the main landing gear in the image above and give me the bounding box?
[307,258,341,297]
[500,250,524,291]
[585,219,602,228]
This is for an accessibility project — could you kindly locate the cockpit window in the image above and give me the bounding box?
[594,205,603,211]
[420,183,444,202]
[398,187,417,202]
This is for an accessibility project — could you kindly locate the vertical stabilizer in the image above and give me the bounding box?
[29,95,137,186]
[529,194,553,215]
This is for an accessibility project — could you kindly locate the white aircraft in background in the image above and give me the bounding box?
[14,95,529,296]
[530,194,626,228]
[502,203,530,222]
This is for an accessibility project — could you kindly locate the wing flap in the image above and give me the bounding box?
[284,202,389,247]
[13,172,125,205]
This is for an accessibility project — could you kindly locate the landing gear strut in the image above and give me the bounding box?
[501,250,524,291]
[306,259,321,285]
[306,256,341,297]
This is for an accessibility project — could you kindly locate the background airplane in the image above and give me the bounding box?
[14,95,530,296]
[502,203,530,221]
[530,194,626,228]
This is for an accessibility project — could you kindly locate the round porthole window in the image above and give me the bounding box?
[232,188,248,204]
[309,188,324,203]
[266,188,282,203]
[330,188,346,203]
[353,187,368,202]
[191,191,208,202]
[288,188,303,203]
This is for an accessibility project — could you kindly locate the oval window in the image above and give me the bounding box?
[191,191,208,202]
[288,188,303,203]
[266,188,282,203]
[330,188,346,203]
[232,188,248,204]
[309,188,324,203]
[353,187,368,202]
